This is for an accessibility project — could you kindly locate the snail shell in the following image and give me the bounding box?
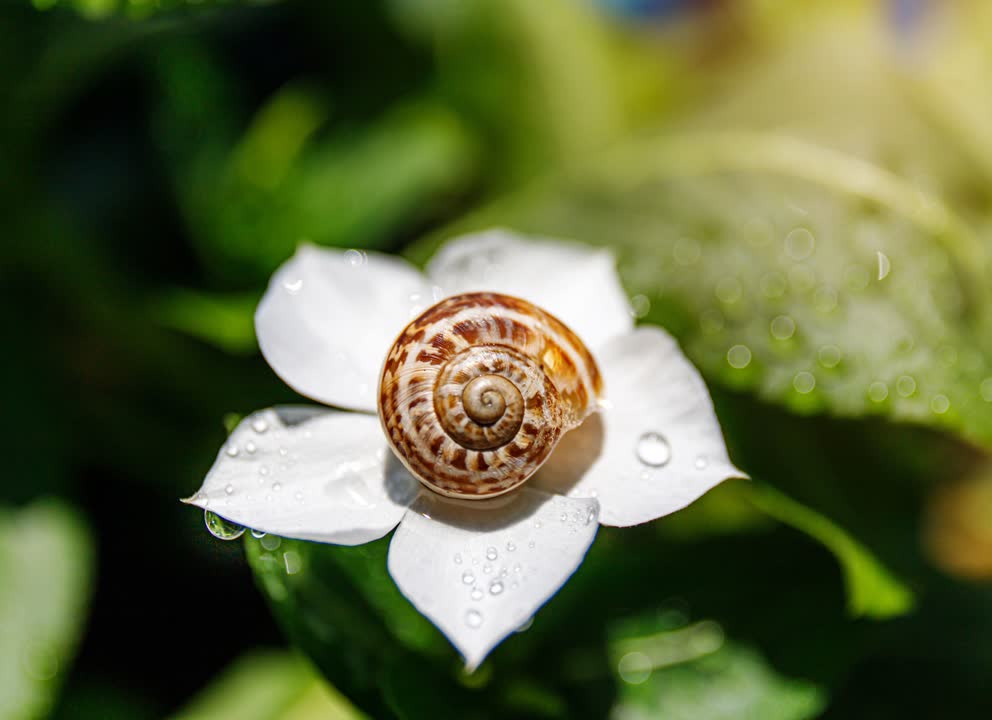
[378,292,603,499]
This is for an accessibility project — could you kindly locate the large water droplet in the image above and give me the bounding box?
[251,417,269,434]
[465,609,483,628]
[636,432,672,467]
[793,372,816,394]
[727,344,752,369]
[930,394,950,414]
[876,251,891,280]
[817,345,842,369]
[250,529,266,539]
[486,546,498,561]
[225,445,239,458]
[770,315,796,340]
[868,382,889,402]
[489,581,504,596]
[462,572,475,585]
[204,510,244,540]
[897,375,917,397]
[630,294,651,319]
[344,249,366,267]
[785,227,815,260]
[617,651,652,685]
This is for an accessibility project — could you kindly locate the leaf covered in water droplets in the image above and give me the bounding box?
[418,132,992,447]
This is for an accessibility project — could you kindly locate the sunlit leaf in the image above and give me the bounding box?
[170,651,364,720]
[0,501,93,720]
[416,132,992,447]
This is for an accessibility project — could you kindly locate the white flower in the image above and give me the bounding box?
[185,229,744,669]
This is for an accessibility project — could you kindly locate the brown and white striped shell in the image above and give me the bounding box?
[378,292,603,499]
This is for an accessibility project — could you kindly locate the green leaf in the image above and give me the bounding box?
[170,651,364,720]
[151,288,258,355]
[747,483,914,619]
[0,501,94,720]
[167,83,478,281]
[611,634,826,720]
[416,131,992,447]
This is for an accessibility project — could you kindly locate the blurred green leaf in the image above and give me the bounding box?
[151,289,258,355]
[0,501,93,720]
[171,651,364,720]
[29,0,279,21]
[611,637,826,720]
[417,131,992,447]
[395,0,635,185]
[748,483,914,619]
[161,77,478,281]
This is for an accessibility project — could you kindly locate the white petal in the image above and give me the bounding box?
[427,229,632,351]
[185,407,419,544]
[533,327,745,526]
[255,244,431,411]
[387,488,599,670]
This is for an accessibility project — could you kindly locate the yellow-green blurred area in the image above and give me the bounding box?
[3,0,992,718]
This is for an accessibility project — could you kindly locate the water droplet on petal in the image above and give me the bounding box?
[454,553,463,564]
[245,441,257,454]
[462,572,475,585]
[272,482,282,492]
[252,417,269,433]
[465,609,483,628]
[282,277,303,294]
[489,581,504,596]
[695,455,708,470]
[636,432,672,467]
[224,484,235,495]
[204,510,244,540]
[225,445,239,458]
[250,529,266,539]
[259,466,269,477]
[486,546,498,561]
[470,588,484,601]
[344,249,366,267]
[506,542,516,552]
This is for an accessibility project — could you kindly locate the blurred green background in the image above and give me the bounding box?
[3,0,992,718]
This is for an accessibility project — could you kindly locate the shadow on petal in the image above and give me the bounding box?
[532,413,606,496]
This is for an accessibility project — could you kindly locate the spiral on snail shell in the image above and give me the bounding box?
[378,292,603,499]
